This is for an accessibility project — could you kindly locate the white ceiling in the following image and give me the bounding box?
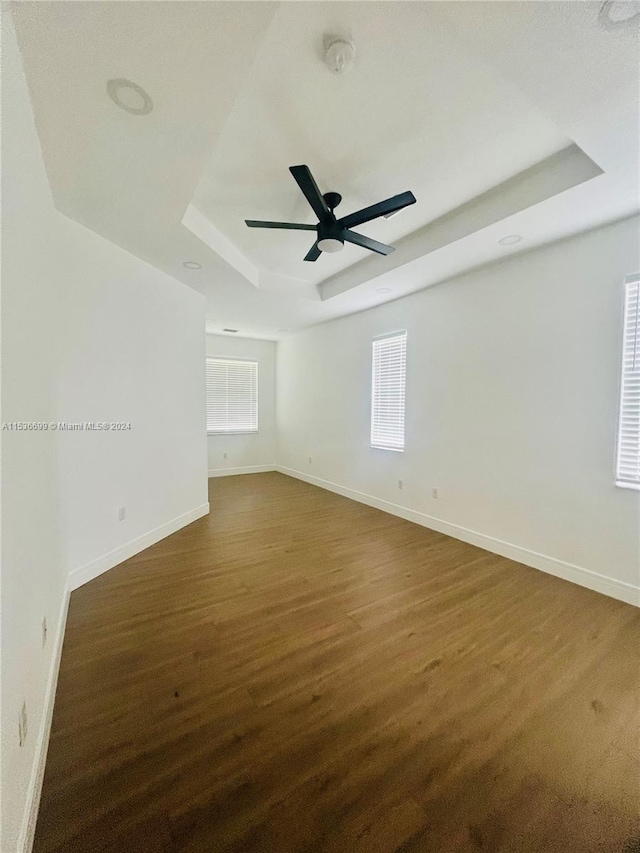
[191,2,571,284]
[12,1,640,340]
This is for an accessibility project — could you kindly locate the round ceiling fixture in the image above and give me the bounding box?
[317,237,344,253]
[324,37,356,75]
[376,287,391,294]
[498,234,523,246]
[598,0,640,28]
[106,78,153,115]
[183,261,202,269]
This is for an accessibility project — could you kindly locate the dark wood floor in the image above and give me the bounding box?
[34,473,639,853]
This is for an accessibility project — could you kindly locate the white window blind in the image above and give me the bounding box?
[371,331,407,451]
[616,275,640,489]
[206,358,258,433]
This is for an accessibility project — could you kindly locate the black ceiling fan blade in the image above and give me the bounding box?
[304,242,322,262]
[289,165,332,223]
[339,191,416,230]
[245,220,316,231]
[343,230,395,256]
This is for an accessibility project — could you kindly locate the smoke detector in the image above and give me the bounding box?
[598,0,640,28]
[323,37,355,75]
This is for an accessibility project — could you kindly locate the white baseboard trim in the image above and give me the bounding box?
[18,583,71,853]
[68,503,210,591]
[277,466,640,607]
[208,464,276,478]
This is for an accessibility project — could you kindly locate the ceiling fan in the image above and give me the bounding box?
[245,165,416,262]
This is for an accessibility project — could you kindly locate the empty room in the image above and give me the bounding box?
[1,2,639,852]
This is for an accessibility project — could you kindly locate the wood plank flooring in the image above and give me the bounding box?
[34,472,640,853]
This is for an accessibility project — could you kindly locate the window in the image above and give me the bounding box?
[616,275,640,489]
[371,331,407,451]
[206,358,258,434]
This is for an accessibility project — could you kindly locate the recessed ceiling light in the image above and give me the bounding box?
[183,261,202,270]
[599,0,640,28]
[106,78,153,116]
[498,234,523,246]
[376,287,391,294]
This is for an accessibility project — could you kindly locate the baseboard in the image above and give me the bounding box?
[277,466,640,607]
[208,464,276,478]
[18,583,71,853]
[68,503,210,591]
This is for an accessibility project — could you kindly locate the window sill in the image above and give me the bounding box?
[615,480,640,491]
[208,430,259,435]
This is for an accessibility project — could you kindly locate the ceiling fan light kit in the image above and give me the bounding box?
[317,237,344,253]
[245,165,416,262]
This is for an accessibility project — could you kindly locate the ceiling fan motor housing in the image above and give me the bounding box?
[318,192,344,250]
[318,219,343,241]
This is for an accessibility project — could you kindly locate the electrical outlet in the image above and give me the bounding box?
[18,702,27,747]
[398,479,403,490]
[42,617,48,647]
[432,488,439,499]
[118,506,126,521]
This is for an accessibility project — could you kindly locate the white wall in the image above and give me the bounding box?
[1,14,208,852]
[277,217,640,604]
[56,219,208,589]
[206,334,276,475]
[1,15,67,853]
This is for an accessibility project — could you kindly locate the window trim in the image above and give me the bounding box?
[615,273,640,490]
[370,330,407,453]
[206,356,259,435]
